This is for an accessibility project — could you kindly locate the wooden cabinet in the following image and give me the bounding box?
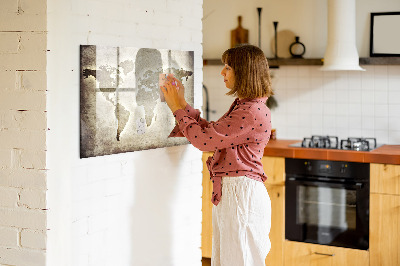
[261,156,285,266]
[284,241,369,266]
[201,152,213,258]
[201,154,286,265]
[370,163,400,266]
[370,163,400,195]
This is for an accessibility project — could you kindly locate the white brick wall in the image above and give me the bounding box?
[46,0,203,266]
[0,0,48,265]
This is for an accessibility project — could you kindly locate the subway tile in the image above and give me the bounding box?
[348,103,362,116]
[374,77,388,91]
[361,104,375,117]
[348,90,362,103]
[388,117,400,131]
[286,77,299,89]
[336,103,349,116]
[336,115,348,129]
[388,75,400,91]
[349,128,362,137]
[323,103,336,115]
[374,90,388,104]
[298,67,311,78]
[375,104,389,117]
[336,90,349,103]
[374,130,389,144]
[388,131,400,144]
[374,65,388,77]
[361,129,375,138]
[348,116,362,129]
[361,90,375,104]
[388,91,400,104]
[285,66,298,77]
[362,116,375,130]
[298,77,310,89]
[374,117,389,131]
[388,65,400,76]
[388,104,400,117]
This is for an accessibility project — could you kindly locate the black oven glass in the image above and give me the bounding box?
[285,158,369,250]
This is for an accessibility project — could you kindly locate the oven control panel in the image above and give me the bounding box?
[286,158,369,180]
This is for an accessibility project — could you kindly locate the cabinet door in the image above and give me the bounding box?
[202,152,213,258]
[284,241,369,266]
[261,156,285,185]
[264,184,284,266]
[370,163,400,195]
[370,193,400,266]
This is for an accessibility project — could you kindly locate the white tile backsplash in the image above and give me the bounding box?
[203,64,400,144]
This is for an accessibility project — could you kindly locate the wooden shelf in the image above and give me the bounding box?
[359,57,400,65]
[203,57,400,67]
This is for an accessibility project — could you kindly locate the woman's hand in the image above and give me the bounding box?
[173,76,187,108]
[160,76,185,113]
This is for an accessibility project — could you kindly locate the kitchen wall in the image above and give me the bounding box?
[46,1,203,266]
[203,0,400,144]
[0,0,48,265]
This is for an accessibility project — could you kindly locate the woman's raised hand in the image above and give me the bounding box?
[160,76,185,113]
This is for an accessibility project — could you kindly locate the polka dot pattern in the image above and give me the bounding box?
[169,97,272,206]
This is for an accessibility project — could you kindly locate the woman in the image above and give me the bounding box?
[161,44,273,266]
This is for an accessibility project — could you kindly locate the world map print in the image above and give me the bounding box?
[80,45,194,158]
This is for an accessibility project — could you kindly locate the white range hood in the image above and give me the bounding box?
[320,0,365,71]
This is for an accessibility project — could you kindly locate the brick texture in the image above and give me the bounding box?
[0,0,47,264]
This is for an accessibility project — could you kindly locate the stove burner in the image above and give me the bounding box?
[301,135,339,149]
[294,136,378,151]
[340,137,377,151]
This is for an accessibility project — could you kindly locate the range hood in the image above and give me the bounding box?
[320,0,365,71]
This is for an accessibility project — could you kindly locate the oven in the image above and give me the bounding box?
[285,158,370,250]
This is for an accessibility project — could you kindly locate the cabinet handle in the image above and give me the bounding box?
[314,252,335,257]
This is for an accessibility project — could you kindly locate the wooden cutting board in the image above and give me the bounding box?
[231,16,249,48]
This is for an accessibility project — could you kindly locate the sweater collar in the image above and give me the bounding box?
[235,97,268,105]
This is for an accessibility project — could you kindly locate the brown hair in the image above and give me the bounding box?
[221,44,273,99]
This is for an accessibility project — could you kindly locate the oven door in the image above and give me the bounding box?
[285,177,369,250]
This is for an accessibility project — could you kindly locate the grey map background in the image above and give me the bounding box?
[80,45,194,158]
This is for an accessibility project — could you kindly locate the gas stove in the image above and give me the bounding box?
[289,135,381,151]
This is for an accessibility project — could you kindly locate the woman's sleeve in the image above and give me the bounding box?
[168,103,211,137]
[171,106,257,152]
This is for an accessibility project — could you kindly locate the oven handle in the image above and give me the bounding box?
[314,252,335,257]
[286,177,364,189]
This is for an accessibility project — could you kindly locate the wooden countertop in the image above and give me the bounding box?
[263,139,400,165]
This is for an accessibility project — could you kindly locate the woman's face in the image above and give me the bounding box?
[220,64,235,89]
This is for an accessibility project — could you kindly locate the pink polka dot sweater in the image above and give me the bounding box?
[169,97,272,206]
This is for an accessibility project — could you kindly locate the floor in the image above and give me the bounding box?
[202,257,211,266]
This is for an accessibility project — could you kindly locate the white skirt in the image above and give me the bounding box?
[212,176,271,266]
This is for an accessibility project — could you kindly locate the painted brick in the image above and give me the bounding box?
[19,0,47,15]
[0,71,16,90]
[0,227,19,247]
[0,187,19,208]
[16,70,47,91]
[0,0,18,13]
[20,149,46,170]
[1,110,47,130]
[0,90,46,111]
[0,149,11,169]
[0,129,46,150]
[19,189,46,209]
[0,208,46,230]
[20,229,46,249]
[0,33,20,54]
[0,32,47,70]
[0,247,45,266]
[0,169,47,189]
[0,13,46,32]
